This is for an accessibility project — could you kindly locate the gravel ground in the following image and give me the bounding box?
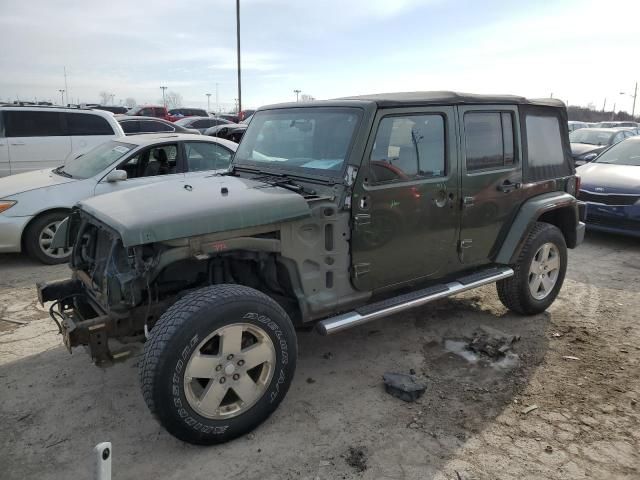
[0,231,638,480]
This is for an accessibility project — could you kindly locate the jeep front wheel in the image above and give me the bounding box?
[139,284,297,444]
[497,222,567,315]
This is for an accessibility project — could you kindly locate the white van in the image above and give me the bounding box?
[0,106,125,177]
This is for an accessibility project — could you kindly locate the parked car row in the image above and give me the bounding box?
[570,127,637,165]
[0,134,237,263]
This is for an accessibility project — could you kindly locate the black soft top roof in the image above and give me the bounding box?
[259,91,565,111]
[338,91,565,108]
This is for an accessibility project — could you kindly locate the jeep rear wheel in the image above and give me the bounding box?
[497,222,567,315]
[139,284,297,445]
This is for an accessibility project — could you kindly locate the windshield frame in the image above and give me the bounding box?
[232,106,364,182]
[57,140,137,179]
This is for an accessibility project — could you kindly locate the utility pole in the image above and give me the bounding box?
[294,89,301,102]
[58,89,65,105]
[215,83,219,113]
[620,82,638,118]
[206,93,211,112]
[109,94,115,105]
[236,0,242,114]
[160,86,167,108]
[64,66,69,106]
[602,98,607,112]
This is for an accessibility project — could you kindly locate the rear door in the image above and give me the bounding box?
[4,110,71,174]
[458,105,523,264]
[67,112,115,157]
[351,106,460,291]
[0,112,10,176]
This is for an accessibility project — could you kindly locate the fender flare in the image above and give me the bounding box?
[496,192,579,265]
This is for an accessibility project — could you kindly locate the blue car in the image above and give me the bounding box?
[577,136,640,237]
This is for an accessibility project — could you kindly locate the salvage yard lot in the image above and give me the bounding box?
[0,231,638,480]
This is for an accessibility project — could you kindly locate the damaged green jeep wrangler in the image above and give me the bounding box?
[39,92,585,444]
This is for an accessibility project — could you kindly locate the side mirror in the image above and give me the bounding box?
[105,169,127,182]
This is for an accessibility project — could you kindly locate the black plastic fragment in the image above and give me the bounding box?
[383,372,426,402]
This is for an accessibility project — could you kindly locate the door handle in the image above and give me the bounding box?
[497,180,520,193]
[10,141,25,146]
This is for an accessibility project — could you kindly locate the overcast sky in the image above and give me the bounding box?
[0,0,638,112]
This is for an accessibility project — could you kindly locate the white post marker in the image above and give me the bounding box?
[94,442,112,480]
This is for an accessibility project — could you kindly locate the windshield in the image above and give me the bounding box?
[57,141,135,179]
[569,130,613,145]
[234,107,361,176]
[595,139,640,166]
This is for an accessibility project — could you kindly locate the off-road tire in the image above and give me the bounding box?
[497,222,567,315]
[139,284,297,445]
[23,211,71,265]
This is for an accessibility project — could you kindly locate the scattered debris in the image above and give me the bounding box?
[383,372,426,402]
[409,368,416,375]
[545,445,553,453]
[620,349,629,353]
[407,422,420,429]
[522,404,539,414]
[455,471,464,480]
[562,356,580,361]
[322,352,333,360]
[306,377,316,384]
[552,332,562,338]
[631,399,637,407]
[467,326,520,359]
[345,446,368,472]
[318,460,331,467]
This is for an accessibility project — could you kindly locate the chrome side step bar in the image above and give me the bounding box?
[316,266,514,335]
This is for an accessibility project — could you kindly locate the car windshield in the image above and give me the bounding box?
[594,140,640,166]
[234,107,361,176]
[569,130,614,145]
[57,141,135,179]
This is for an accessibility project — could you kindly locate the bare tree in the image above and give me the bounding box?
[99,91,113,105]
[125,97,136,108]
[159,91,183,109]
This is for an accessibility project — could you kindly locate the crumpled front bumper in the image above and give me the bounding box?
[37,278,136,364]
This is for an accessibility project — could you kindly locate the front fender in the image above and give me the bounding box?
[496,192,581,264]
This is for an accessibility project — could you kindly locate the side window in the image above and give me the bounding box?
[464,112,515,171]
[120,120,139,134]
[612,132,624,144]
[119,144,178,179]
[67,113,114,135]
[154,108,165,117]
[140,120,173,132]
[139,108,153,116]
[184,142,232,172]
[369,114,445,183]
[192,119,213,129]
[525,115,565,167]
[5,111,65,137]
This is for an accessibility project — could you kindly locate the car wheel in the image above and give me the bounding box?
[140,284,297,445]
[497,222,567,315]
[24,211,72,265]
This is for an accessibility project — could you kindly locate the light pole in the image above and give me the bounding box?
[236,0,242,114]
[206,93,211,112]
[215,83,219,113]
[619,81,638,118]
[58,89,65,105]
[109,94,115,105]
[294,89,301,102]
[160,86,167,108]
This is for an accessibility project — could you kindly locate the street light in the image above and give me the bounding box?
[294,89,301,102]
[58,89,65,105]
[160,86,167,108]
[619,81,638,118]
[206,93,211,112]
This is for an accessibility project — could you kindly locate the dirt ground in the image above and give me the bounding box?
[0,231,638,480]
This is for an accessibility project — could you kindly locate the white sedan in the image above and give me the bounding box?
[0,133,237,264]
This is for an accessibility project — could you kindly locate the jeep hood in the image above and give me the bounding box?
[78,175,312,247]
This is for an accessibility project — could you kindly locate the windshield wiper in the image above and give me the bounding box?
[251,172,316,196]
[53,166,73,178]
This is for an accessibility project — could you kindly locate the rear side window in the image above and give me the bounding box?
[140,120,173,132]
[192,119,213,128]
[525,115,565,167]
[184,142,232,172]
[464,112,515,171]
[120,120,139,134]
[153,108,165,117]
[5,111,65,137]
[66,113,114,135]
[369,114,446,183]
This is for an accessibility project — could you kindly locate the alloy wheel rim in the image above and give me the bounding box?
[528,242,560,300]
[183,322,276,420]
[39,221,72,259]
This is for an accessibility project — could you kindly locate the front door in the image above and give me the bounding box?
[458,105,524,264]
[351,107,459,291]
